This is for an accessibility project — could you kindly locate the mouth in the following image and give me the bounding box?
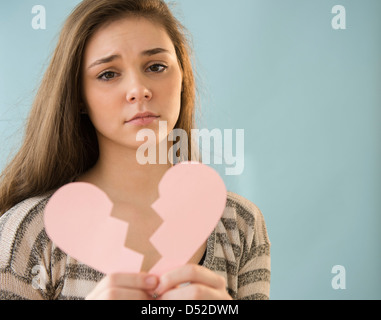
[126,112,160,123]
[125,114,160,126]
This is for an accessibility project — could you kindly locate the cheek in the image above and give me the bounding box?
[169,71,183,102]
[83,85,121,133]
[85,84,119,116]
[158,71,182,115]
[86,85,112,107]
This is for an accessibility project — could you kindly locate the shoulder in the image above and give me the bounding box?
[223,191,270,247]
[0,192,55,272]
[226,191,263,224]
[0,192,54,234]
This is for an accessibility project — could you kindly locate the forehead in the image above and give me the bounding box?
[83,16,176,62]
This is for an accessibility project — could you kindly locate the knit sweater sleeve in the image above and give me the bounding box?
[205,192,271,300]
[0,194,57,300]
[229,193,271,300]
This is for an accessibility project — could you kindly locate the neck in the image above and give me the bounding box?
[81,138,174,206]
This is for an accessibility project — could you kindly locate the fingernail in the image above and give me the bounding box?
[145,276,157,287]
[155,283,163,295]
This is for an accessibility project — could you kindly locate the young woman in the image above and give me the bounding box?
[0,0,271,300]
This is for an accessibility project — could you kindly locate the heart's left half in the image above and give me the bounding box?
[44,182,144,274]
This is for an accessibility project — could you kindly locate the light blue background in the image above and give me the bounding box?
[1,0,380,299]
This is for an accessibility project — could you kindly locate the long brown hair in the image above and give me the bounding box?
[0,0,198,216]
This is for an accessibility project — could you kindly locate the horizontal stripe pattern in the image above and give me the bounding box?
[0,190,270,300]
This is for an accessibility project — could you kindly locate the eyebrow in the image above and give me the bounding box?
[87,47,170,69]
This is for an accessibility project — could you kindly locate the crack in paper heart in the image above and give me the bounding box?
[44,162,227,276]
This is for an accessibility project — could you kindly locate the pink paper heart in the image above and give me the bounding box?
[44,162,227,276]
[44,182,144,274]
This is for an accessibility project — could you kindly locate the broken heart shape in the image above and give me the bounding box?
[44,161,227,276]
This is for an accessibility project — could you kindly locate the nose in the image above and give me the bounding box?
[125,77,152,104]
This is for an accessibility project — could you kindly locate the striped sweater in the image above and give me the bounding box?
[0,190,271,300]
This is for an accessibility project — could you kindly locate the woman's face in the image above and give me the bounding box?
[82,16,183,153]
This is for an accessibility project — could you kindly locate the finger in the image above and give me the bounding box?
[155,264,226,296]
[96,273,159,292]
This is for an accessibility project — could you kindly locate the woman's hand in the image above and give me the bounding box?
[154,264,232,300]
[85,273,159,300]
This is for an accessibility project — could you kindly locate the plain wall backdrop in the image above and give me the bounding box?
[0,0,380,299]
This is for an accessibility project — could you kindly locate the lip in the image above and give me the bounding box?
[127,112,159,123]
[127,116,159,126]
[125,112,160,126]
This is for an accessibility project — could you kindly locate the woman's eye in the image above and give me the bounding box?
[97,65,167,81]
[147,64,167,73]
[98,71,117,81]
